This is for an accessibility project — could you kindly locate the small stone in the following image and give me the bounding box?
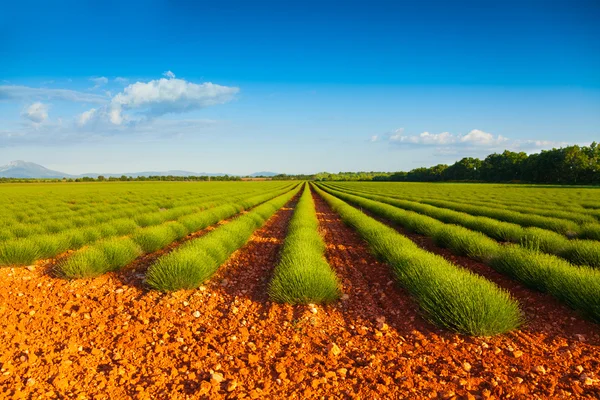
[462,362,472,372]
[575,365,584,374]
[341,294,349,301]
[115,288,124,294]
[226,381,237,391]
[199,286,206,292]
[533,365,546,375]
[231,306,239,314]
[26,378,36,386]
[182,301,189,307]
[211,372,224,384]
[515,377,523,384]
[26,265,36,271]
[28,310,35,316]
[512,350,523,358]
[327,342,341,357]
[582,376,594,386]
[192,311,201,318]
[481,342,489,349]
[376,320,389,331]
[309,306,318,314]
[439,390,455,399]
[337,368,347,377]
[574,334,586,342]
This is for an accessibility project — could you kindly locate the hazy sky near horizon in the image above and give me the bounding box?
[1,0,599,175]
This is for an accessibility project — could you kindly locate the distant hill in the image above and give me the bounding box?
[0,160,73,179]
[249,171,279,177]
[0,160,234,179]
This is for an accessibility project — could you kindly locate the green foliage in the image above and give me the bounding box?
[0,238,40,266]
[314,185,522,336]
[56,247,109,279]
[146,187,300,292]
[321,184,600,322]
[269,185,341,304]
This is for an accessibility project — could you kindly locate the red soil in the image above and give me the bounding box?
[0,192,598,399]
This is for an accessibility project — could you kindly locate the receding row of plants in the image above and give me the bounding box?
[0,185,294,267]
[313,185,523,336]
[324,184,600,268]
[0,185,280,240]
[268,184,341,304]
[56,185,300,279]
[0,181,293,229]
[145,186,302,291]
[319,185,600,323]
[326,182,600,221]
[327,183,600,240]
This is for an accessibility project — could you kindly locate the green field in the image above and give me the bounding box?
[1,180,599,335]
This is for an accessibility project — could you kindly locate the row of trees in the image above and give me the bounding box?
[0,175,242,183]
[319,143,600,185]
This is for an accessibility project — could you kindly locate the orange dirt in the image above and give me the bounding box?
[0,192,598,399]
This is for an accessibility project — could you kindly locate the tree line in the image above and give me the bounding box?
[315,143,600,185]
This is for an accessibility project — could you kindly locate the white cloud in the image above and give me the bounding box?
[21,102,49,123]
[0,85,108,104]
[163,71,176,79]
[90,77,108,89]
[78,108,97,126]
[103,76,239,125]
[460,129,508,146]
[391,131,456,145]
[114,77,129,84]
[370,135,379,142]
[390,129,507,147]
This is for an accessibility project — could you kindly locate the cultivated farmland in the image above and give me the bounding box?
[1,181,599,399]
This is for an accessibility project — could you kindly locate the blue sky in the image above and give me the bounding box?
[1,0,599,174]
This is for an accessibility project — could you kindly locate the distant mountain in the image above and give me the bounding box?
[0,160,229,179]
[249,171,279,177]
[0,160,73,179]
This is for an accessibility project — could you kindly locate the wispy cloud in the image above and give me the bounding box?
[89,76,108,90]
[0,85,108,104]
[21,102,49,124]
[0,117,221,147]
[390,129,508,147]
[385,127,571,155]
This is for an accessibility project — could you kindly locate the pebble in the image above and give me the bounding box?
[512,350,523,358]
[115,289,124,294]
[575,365,584,374]
[227,381,238,391]
[532,365,546,375]
[341,294,349,301]
[192,311,201,318]
[327,342,341,357]
[211,372,224,384]
[462,362,472,372]
[182,301,189,307]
